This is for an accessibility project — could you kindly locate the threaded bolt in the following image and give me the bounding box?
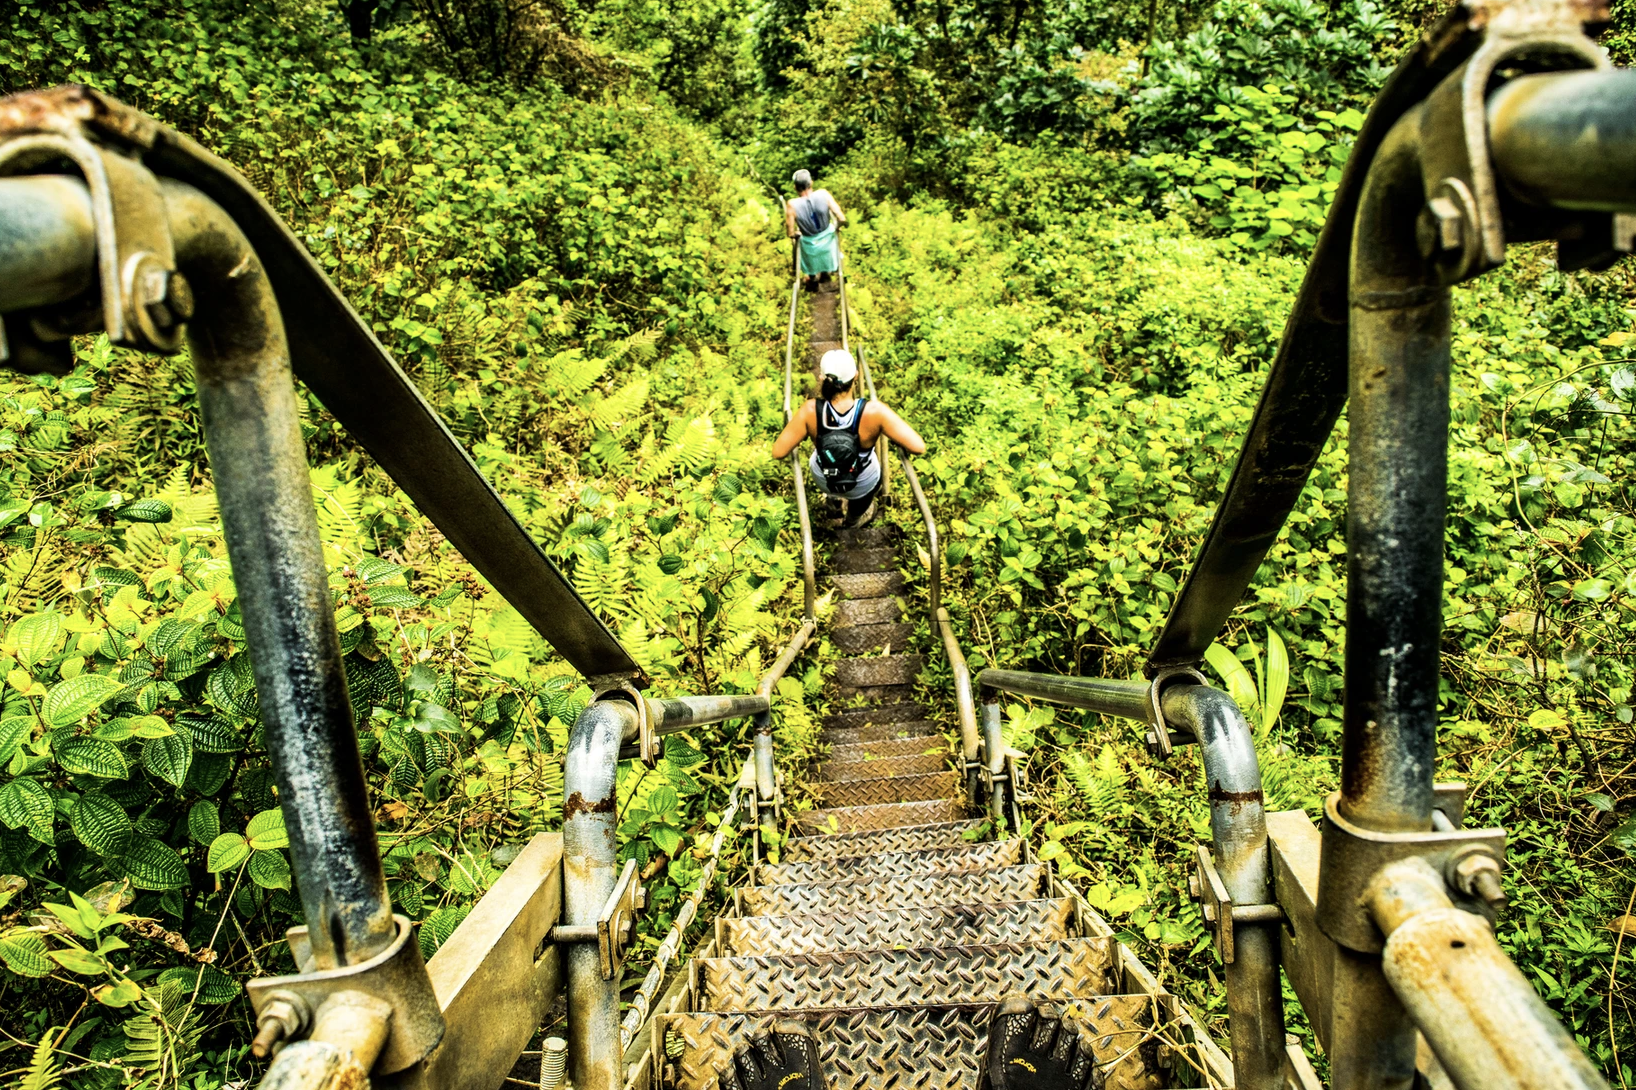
[539,1036,568,1090]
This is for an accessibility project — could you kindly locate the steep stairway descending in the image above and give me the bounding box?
[648,529,1207,1090]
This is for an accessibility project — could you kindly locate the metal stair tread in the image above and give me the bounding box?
[696,937,1119,1012]
[834,524,900,548]
[755,839,1023,886]
[818,750,949,781]
[809,769,960,808]
[717,896,1078,956]
[782,819,987,861]
[823,735,950,763]
[834,596,901,628]
[833,653,925,688]
[657,996,1169,1090]
[833,571,905,599]
[829,683,915,705]
[795,795,968,835]
[821,702,928,730]
[830,621,915,654]
[739,863,1047,916]
[819,718,942,747]
[831,546,899,575]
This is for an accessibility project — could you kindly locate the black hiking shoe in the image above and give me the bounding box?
[983,994,1100,1090]
[723,1020,827,1090]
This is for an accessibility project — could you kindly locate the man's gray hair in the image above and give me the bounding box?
[792,169,813,188]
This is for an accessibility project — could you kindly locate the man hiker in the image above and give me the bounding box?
[785,169,846,291]
[771,348,925,527]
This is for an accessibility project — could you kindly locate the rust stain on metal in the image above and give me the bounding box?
[563,791,615,818]
[1209,783,1264,804]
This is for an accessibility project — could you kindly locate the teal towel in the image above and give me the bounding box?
[798,223,840,275]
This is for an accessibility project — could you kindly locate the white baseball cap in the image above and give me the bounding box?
[819,349,857,383]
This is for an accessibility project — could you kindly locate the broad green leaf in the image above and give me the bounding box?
[248,849,291,890]
[188,800,220,845]
[180,714,241,754]
[0,716,34,762]
[207,833,251,873]
[368,585,422,609]
[0,931,52,977]
[1262,626,1289,737]
[71,792,133,857]
[141,731,193,787]
[1204,643,1260,728]
[42,673,124,728]
[0,778,53,842]
[156,963,238,1003]
[245,808,289,851]
[1528,708,1567,731]
[92,978,144,1007]
[54,737,128,779]
[113,499,171,523]
[48,944,106,975]
[120,837,187,890]
[10,613,62,668]
[649,824,682,856]
[129,715,173,739]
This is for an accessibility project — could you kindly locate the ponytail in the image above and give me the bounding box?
[820,374,854,401]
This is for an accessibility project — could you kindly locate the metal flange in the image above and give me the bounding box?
[1187,845,1284,965]
[551,857,646,980]
[1316,790,1505,953]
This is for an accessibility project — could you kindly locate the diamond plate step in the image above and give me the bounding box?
[819,750,949,782]
[797,796,968,835]
[822,703,927,731]
[756,839,1023,886]
[831,547,898,575]
[831,622,915,654]
[718,897,1077,956]
[835,524,900,548]
[811,770,959,808]
[834,571,904,599]
[657,996,1164,1090]
[782,820,986,862]
[698,937,1118,1013]
[824,735,949,764]
[835,597,901,627]
[833,654,924,688]
[819,718,942,747]
[739,864,1047,917]
[830,683,915,706]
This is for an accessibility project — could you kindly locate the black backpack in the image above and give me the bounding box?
[815,397,869,491]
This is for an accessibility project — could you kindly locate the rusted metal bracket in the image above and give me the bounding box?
[551,858,645,980]
[1187,845,1284,965]
[593,681,657,768]
[248,915,444,1074]
[1144,666,1208,759]
[1316,790,1506,953]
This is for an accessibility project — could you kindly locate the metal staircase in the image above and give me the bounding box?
[637,260,1233,1090]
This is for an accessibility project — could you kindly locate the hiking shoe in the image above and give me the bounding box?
[983,994,1100,1090]
[724,1019,826,1090]
[842,498,876,528]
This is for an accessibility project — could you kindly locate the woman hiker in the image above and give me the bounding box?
[771,348,926,527]
[784,169,846,291]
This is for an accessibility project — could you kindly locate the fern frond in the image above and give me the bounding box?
[17,1030,60,1090]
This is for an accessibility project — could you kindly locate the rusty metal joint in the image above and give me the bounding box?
[592,680,656,769]
[550,858,645,980]
[1143,666,1207,760]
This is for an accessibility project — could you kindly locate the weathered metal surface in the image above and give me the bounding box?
[810,770,958,808]
[1488,70,1636,214]
[831,621,915,654]
[831,546,898,575]
[782,820,986,862]
[820,717,938,749]
[739,864,1047,917]
[835,524,899,548]
[818,749,949,782]
[646,694,770,734]
[979,669,1153,723]
[656,997,1163,1090]
[381,835,563,1090]
[833,571,904,599]
[796,796,968,835]
[698,938,1118,1012]
[829,683,916,706]
[833,654,925,689]
[720,897,1076,957]
[754,839,1022,886]
[822,702,928,730]
[835,597,902,628]
[823,735,950,765]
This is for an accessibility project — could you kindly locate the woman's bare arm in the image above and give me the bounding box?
[772,402,813,459]
[871,403,926,454]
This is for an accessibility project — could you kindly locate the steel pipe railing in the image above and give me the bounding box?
[978,668,1156,724]
[1487,69,1636,214]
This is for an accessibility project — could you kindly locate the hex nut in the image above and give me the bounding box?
[1451,850,1506,909]
[1418,196,1465,257]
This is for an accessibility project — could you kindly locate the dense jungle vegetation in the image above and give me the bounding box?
[1,0,1635,1084]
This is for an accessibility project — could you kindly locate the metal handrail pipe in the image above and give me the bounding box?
[758,618,816,699]
[1488,69,1636,214]
[1160,685,1284,1090]
[0,176,95,309]
[644,693,769,733]
[977,669,1155,724]
[561,698,641,1090]
[898,452,941,616]
[791,458,817,620]
[937,610,981,782]
[1368,858,1609,1090]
